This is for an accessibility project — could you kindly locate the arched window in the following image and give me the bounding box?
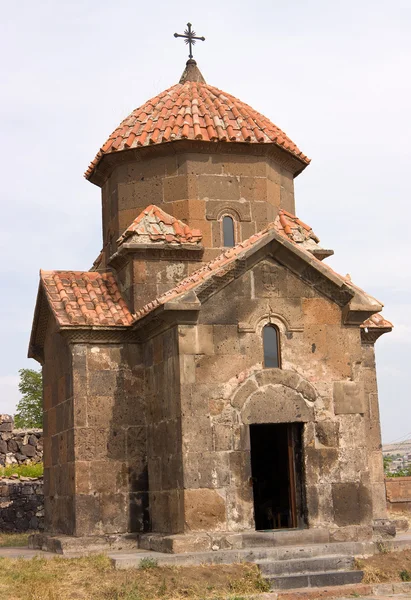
[263,325,280,368]
[222,215,235,247]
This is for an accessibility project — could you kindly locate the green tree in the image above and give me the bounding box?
[383,455,393,474]
[14,369,42,428]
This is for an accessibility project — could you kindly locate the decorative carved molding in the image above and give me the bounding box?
[60,327,139,345]
[206,201,251,222]
[238,305,303,334]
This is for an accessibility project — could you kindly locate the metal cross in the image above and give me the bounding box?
[174,22,205,59]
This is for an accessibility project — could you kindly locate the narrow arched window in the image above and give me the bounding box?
[263,325,280,368]
[222,216,235,247]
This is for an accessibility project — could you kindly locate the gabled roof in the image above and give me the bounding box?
[29,210,391,358]
[39,270,133,327]
[85,67,310,181]
[117,204,202,246]
[133,213,383,322]
[274,210,333,260]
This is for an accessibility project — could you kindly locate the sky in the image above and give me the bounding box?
[0,1,410,443]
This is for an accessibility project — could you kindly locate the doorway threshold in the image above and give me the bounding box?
[242,528,330,548]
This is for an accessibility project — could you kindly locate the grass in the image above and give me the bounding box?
[400,569,411,582]
[0,533,29,548]
[355,549,411,584]
[0,555,269,600]
[0,463,43,478]
[138,557,158,570]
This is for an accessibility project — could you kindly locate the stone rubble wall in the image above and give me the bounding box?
[0,477,44,532]
[0,415,44,532]
[0,415,43,466]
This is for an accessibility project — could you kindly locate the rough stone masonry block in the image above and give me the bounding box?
[197,174,240,201]
[163,174,198,202]
[332,482,372,526]
[178,325,214,355]
[333,381,365,414]
[184,489,226,531]
[315,421,340,448]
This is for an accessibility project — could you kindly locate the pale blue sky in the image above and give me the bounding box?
[0,1,410,442]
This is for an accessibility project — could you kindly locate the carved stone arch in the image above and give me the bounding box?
[231,368,317,425]
[256,313,289,336]
[242,385,314,424]
[216,207,241,222]
[238,305,303,334]
[206,201,252,222]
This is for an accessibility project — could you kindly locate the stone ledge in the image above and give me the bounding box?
[136,526,369,554]
[28,532,138,555]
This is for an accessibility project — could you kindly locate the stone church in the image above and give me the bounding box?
[29,52,393,553]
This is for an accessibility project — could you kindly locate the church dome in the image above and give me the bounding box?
[85,60,310,181]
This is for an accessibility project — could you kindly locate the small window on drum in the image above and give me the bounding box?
[222,215,235,247]
[263,325,280,368]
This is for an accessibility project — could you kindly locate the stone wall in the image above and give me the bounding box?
[174,258,386,540]
[42,317,75,534]
[42,331,147,537]
[386,477,411,514]
[0,477,44,532]
[70,342,147,536]
[100,147,296,268]
[145,327,183,534]
[0,415,43,466]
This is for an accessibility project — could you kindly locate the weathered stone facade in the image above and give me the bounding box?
[29,60,392,551]
[100,148,296,268]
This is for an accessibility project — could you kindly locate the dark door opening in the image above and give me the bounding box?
[250,423,305,530]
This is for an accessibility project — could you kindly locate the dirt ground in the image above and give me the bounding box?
[356,548,411,584]
[0,554,269,600]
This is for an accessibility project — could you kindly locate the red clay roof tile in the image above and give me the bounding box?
[361,313,393,329]
[274,209,320,245]
[85,81,310,180]
[133,210,386,325]
[117,204,203,246]
[41,270,133,327]
[40,214,390,332]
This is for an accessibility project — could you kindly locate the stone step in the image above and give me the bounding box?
[241,528,330,548]
[267,569,364,590]
[111,540,372,569]
[258,554,354,576]
[240,540,370,563]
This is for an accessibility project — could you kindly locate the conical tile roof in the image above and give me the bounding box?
[85,61,310,180]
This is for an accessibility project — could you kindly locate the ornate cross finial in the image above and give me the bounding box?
[174,22,205,59]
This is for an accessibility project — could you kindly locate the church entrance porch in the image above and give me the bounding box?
[250,423,305,531]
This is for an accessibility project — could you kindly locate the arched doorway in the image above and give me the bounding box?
[233,369,317,530]
[250,422,304,530]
